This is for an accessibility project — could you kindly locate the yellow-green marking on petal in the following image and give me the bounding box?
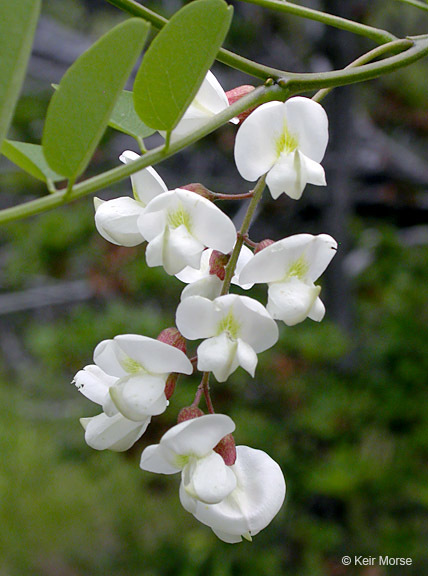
[167,203,192,230]
[275,121,298,158]
[286,255,309,280]
[217,310,241,340]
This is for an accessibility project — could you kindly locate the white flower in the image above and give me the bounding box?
[234,97,328,200]
[138,189,236,275]
[74,364,150,451]
[140,414,237,504]
[239,234,338,326]
[93,334,193,421]
[176,245,255,297]
[168,71,236,142]
[176,294,279,382]
[94,150,167,246]
[180,445,286,543]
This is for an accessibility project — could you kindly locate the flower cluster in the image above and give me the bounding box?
[73,71,337,542]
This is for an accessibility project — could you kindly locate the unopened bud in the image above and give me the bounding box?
[180,183,215,201]
[157,327,187,354]
[177,406,204,423]
[214,433,236,465]
[209,250,230,281]
[164,373,178,400]
[226,85,256,123]
[255,239,275,254]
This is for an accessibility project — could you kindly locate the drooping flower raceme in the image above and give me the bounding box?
[138,189,236,275]
[140,414,237,504]
[239,234,338,326]
[94,150,167,246]
[74,334,193,451]
[176,245,254,300]
[74,364,151,452]
[180,445,286,543]
[168,71,237,142]
[234,97,328,200]
[176,294,279,382]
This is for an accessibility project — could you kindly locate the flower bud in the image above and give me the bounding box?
[209,250,230,281]
[164,373,178,400]
[179,183,215,202]
[157,327,187,355]
[226,85,256,123]
[214,433,236,466]
[254,239,275,254]
[177,406,204,423]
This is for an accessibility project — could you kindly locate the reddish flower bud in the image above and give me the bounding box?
[179,183,216,201]
[209,250,230,281]
[177,406,204,423]
[226,85,256,123]
[164,373,178,400]
[254,239,275,254]
[214,433,237,466]
[157,327,187,355]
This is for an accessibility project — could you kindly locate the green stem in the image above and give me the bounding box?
[236,0,397,44]
[312,38,413,103]
[2,34,428,225]
[394,0,428,13]
[221,174,267,296]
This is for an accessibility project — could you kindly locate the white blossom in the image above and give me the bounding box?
[168,71,236,142]
[74,364,150,451]
[239,234,338,326]
[138,189,236,275]
[94,150,167,246]
[140,414,237,504]
[73,335,193,450]
[180,445,286,543]
[176,294,279,382]
[176,245,255,297]
[234,97,328,200]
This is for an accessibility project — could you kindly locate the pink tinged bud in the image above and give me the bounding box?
[209,250,230,281]
[164,373,178,400]
[180,183,215,202]
[157,327,187,355]
[226,85,256,123]
[214,433,236,466]
[254,239,275,254]
[177,406,205,423]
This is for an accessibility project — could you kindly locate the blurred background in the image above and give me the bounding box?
[1,1,428,574]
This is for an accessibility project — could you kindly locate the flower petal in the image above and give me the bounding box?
[180,275,223,301]
[304,234,338,282]
[182,446,286,542]
[109,373,167,421]
[307,296,325,322]
[176,296,218,339]
[119,150,168,205]
[177,189,236,255]
[267,278,321,326]
[265,150,306,200]
[81,412,150,451]
[73,364,117,405]
[234,101,285,181]
[113,334,193,375]
[94,339,128,378]
[182,452,237,504]
[140,443,181,474]
[229,295,279,353]
[197,333,239,382]
[236,339,258,377]
[94,197,145,246]
[163,224,205,275]
[284,96,328,162]
[175,248,212,283]
[160,414,235,458]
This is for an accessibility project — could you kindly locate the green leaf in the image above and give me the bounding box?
[109,91,156,140]
[0,0,41,148]
[1,140,64,183]
[42,18,150,179]
[133,0,233,131]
